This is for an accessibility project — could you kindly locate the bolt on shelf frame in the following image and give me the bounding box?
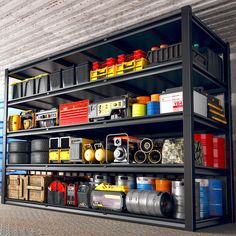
[1,5,234,232]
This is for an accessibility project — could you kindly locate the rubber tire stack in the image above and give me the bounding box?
[8,141,30,164]
[31,139,49,164]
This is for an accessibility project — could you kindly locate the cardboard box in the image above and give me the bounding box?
[160,90,207,117]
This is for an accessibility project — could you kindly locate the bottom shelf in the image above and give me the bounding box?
[5,199,184,229]
[5,199,230,230]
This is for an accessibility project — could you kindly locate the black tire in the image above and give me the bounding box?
[31,152,49,164]
[31,139,49,152]
[8,142,30,153]
[8,153,30,164]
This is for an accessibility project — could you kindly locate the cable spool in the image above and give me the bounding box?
[116,175,136,190]
[140,138,153,153]
[126,190,173,217]
[134,150,147,164]
[155,179,171,193]
[151,94,160,102]
[136,177,155,190]
[8,141,30,153]
[31,139,49,152]
[147,101,160,116]
[148,150,162,164]
[136,96,150,105]
[31,152,49,164]
[132,104,146,117]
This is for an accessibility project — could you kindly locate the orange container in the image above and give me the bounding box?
[151,94,160,102]
[136,96,150,105]
[155,179,171,193]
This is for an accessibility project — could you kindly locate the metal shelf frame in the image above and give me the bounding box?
[1,5,234,232]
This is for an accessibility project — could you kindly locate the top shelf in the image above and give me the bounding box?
[8,60,226,110]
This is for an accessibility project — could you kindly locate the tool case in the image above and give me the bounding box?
[48,180,67,206]
[91,190,126,212]
[59,100,89,126]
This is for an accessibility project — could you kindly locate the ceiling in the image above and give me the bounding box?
[0,0,235,72]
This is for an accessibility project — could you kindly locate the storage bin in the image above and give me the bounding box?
[147,43,207,70]
[75,62,91,84]
[200,48,223,81]
[35,74,49,94]
[22,78,36,97]
[49,71,62,91]
[11,81,23,99]
[62,67,75,87]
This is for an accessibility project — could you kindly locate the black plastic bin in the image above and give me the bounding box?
[147,43,207,70]
[48,191,65,206]
[75,62,91,85]
[49,71,62,91]
[22,78,36,97]
[62,67,75,88]
[200,48,223,81]
[35,74,49,94]
[11,82,22,99]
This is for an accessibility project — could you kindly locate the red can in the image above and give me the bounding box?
[92,61,100,70]
[106,57,116,67]
[117,54,125,64]
[133,50,146,60]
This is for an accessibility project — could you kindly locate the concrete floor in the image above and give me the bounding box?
[0,203,235,236]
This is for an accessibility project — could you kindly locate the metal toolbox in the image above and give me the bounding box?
[59,100,89,126]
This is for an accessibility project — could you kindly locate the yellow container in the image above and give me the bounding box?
[116,58,148,75]
[132,104,146,117]
[60,149,70,161]
[49,150,60,162]
[90,67,108,81]
[95,183,129,193]
[107,65,117,78]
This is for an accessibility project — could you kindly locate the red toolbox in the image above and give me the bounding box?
[59,100,89,126]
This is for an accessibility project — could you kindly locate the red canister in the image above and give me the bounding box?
[106,58,116,67]
[117,54,125,64]
[133,50,146,60]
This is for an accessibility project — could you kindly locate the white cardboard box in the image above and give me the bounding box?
[160,90,207,117]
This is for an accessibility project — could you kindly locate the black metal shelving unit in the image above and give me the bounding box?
[1,5,234,231]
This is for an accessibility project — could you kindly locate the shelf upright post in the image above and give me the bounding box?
[2,69,9,204]
[181,6,195,231]
[224,42,235,223]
